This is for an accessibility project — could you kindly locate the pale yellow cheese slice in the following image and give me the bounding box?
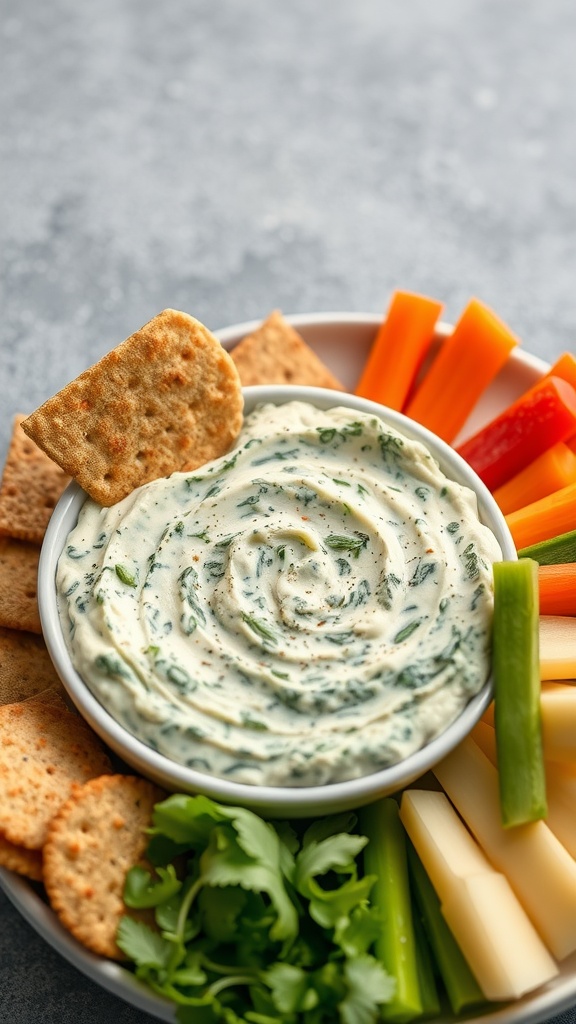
[540,616,576,680]
[544,760,576,858]
[471,719,497,764]
[473,714,576,859]
[433,735,576,960]
[400,789,557,1001]
[540,683,576,761]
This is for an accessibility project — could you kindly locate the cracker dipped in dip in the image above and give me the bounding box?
[57,400,502,787]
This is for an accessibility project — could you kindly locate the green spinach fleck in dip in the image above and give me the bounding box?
[57,402,501,786]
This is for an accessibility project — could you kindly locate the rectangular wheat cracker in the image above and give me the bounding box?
[21,309,244,506]
[0,700,112,850]
[0,537,42,633]
[230,310,345,389]
[0,415,70,544]
[0,627,65,704]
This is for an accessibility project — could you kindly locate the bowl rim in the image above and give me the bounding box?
[38,341,518,815]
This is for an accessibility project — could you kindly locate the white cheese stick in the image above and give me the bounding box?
[433,735,576,960]
[477,687,576,765]
[473,716,576,859]
[400,789,557,1001]
[470,719,497,763]
[540,683,576,762]
[544,760,576,859]
[540,616,576,680]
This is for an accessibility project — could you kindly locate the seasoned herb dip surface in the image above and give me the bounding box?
[57,401,502,786]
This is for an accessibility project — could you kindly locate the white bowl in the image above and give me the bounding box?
[38,333,516,818]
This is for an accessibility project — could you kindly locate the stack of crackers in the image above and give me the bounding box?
[0,307,342,960]
[0,418,167,957]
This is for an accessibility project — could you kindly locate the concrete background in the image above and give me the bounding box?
[1,1,576,1021]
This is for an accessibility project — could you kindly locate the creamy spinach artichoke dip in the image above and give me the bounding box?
[57,401,502,787]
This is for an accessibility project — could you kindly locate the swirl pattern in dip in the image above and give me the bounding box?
[57,401,502,786]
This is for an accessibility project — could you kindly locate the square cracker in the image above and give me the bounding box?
[0,627,65,704]
[230,310,345,390]
[21,309,244,507]
[0,537,41,633]
[0,414,70,544]
[0,699,112,850]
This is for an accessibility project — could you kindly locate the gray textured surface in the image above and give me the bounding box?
[1,1,576,1021]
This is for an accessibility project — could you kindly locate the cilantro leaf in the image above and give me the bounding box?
[270,820,298,883]
[263,963,318,1014]
[294,829,375,933]
[115,916,173,969]
[198,824,299,946]
[216,803,289,867]
[198,886,250,943]
[301,813,359,848]
[295,832,368,886]
[339,955,396,1024]
[335,905,382,958]
[151,793,229,845]
[304,874,377,931]
[123,863,181,908]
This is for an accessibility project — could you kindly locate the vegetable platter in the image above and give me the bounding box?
[2,298,576,1024]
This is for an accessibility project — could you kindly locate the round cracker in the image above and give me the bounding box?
[0,833,43,881]
[43,774,164,959]
[0,700,112,850]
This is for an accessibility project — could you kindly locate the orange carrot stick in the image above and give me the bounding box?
[546,353,576,391]
[404,298,519,443]
[493,443,576,516]
[539,564,576,616]
[506,481,576,550]
[354,290,443,410]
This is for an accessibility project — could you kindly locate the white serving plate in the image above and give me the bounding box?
[2,312,568,1024]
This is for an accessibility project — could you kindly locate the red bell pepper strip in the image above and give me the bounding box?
[456,376,576,491]
[546,354,576,451]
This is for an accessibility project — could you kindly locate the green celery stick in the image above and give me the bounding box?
[406,840,486,1015]
[411,904,441,1019]
[359,797,423,1022]
[493,558,547,827]
[518,528,576,565]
